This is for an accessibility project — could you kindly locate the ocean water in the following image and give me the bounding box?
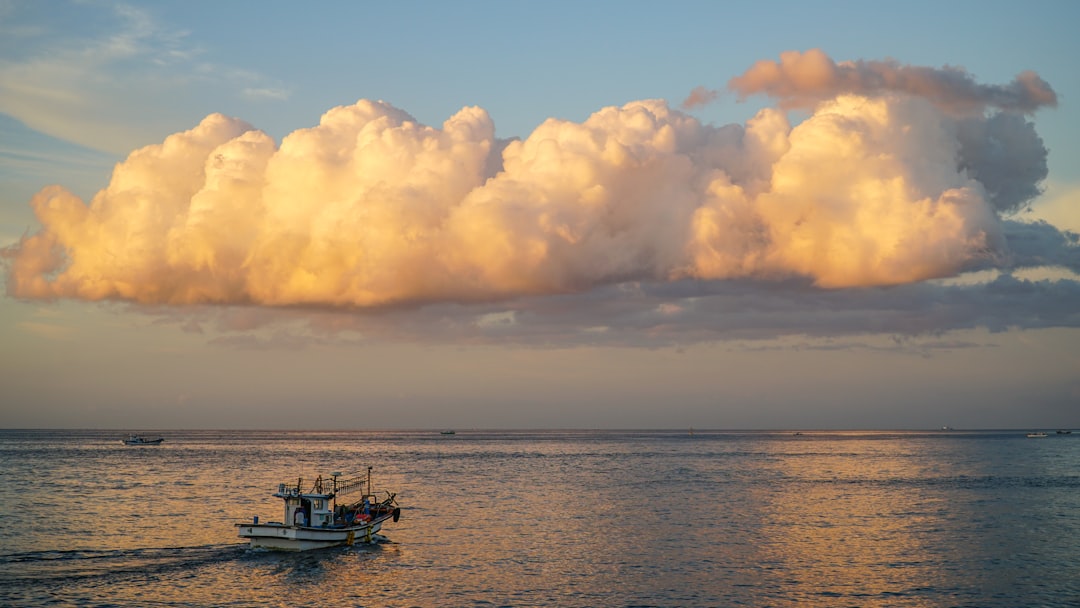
[1,429,1078,607]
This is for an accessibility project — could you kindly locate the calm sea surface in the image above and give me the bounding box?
[1,429,1078,607]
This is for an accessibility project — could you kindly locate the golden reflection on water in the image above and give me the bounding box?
[745,437,953,604]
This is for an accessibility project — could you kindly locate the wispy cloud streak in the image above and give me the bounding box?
[0,2,287,154]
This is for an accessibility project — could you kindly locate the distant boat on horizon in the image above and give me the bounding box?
[122,434,164,445]
[1026,432,1048,438]
[440,430,455,435]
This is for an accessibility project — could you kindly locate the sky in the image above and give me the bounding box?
[1,0,1078,430]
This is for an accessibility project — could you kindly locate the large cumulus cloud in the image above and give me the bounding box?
[3,50,1075,341]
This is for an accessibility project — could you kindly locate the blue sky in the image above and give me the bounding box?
[1,0,1078,430]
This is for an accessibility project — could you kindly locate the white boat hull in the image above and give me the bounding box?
[238,515,390,551]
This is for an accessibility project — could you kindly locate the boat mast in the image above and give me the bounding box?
[330,471,342,511]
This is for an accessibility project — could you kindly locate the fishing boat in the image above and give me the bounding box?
[122,434,164,445]
[237,468,400,551]
[1026,432,1048,438]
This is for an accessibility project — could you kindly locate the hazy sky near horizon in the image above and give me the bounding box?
[1,0,1078,430]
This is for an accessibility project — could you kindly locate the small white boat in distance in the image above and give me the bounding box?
[237,468,400,551]
[122,434,164,445]
[1026,432,1048,438]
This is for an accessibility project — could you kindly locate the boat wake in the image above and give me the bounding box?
[0,544,245,589]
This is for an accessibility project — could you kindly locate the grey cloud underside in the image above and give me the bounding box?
[190,216,1080,349]
[477,279,1079,346]
[997,220,1080,271]
[188,271,1080,351]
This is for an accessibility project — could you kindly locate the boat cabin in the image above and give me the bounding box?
[274,483,334,528]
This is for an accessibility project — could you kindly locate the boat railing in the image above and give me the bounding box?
[280,474,371,497]
[332,475,368,496]
[274,470,384,498]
